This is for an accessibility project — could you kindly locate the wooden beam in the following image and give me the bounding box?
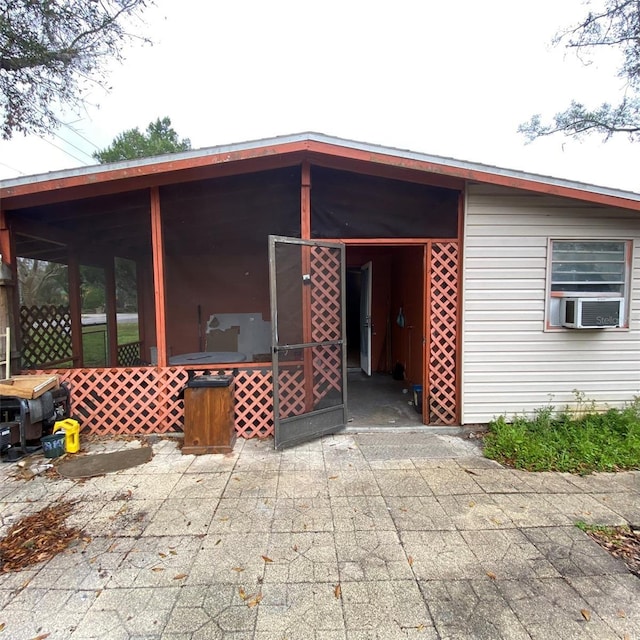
[0,210,20,370]
[150,187,167,368]
[307,153,465,191]
[105,259,118,367]
[301,161,311,240]
[422,244,428,425]
[455,192,464,424]
[300,164,314,411]
[320,237,457,245]
[67,253,83,367]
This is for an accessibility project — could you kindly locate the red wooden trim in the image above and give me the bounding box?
[0,210,13,263]
[302,245,314,412]
[301,161,311,240]
[321,237,458,245]
[303,141,640,211]
[3,154,307,210]
[105,260,118,366]
[150,187,168,368]
[3,138,638,212]
[455,194,464,425]
[67,253,83,367]
[0,210,20,368]
[307,153,465,190]
[421,244,428,425]
[1,147,308,208]
[424,242,432,424]
[300,163,314,409]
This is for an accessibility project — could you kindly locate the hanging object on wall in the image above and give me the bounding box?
[396,306,405,328]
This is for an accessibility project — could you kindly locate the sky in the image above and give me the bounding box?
[0,0,638,192]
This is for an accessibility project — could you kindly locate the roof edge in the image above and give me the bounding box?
[1,131,639,207]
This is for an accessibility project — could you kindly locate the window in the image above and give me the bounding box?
[547,240,631,328]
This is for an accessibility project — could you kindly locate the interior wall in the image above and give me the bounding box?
[390,246,424,384]
[164,252,271,357]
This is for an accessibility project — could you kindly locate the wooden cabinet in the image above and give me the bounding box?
[182,375,236,455]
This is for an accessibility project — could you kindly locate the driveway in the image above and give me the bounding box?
[0,432,638,639]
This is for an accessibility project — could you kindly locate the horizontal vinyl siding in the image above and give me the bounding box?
[462,184,640,424]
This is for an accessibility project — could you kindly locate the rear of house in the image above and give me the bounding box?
[0,133,639,447]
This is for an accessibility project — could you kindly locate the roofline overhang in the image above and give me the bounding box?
[1,132,639,211]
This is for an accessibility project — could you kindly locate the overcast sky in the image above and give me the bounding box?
[0,0,638,192]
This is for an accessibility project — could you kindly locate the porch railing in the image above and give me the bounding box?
[117,341,142,367]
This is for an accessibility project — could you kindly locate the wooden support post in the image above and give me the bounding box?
[301,162,314,411]
[301,161,311,240]
[67,253,84,367]
[150,187,168,368]
[135,258,146,360]
[422,243,430,425]
[0,210,19,372]
[455,191,464,424]
[105,259,118,366]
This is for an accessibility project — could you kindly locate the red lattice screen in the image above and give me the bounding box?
[23,242,458,436]
[428,242,459,425]
[310,245,342,405]
[28,366,275,439]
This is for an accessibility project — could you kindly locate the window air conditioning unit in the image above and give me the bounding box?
[561,297,623,329]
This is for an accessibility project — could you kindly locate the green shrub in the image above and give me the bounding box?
[484,398,640,473]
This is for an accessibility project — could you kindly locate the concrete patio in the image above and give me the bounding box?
[0,431,639,640]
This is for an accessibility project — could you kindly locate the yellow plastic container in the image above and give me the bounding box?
[53,418,80,454]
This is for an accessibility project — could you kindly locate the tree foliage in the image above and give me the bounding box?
[520,0,640,142]
[93,116,191,163]
[0,0,150,139]
[18,259,68,306]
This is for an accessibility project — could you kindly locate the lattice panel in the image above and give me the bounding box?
[234,369,274,438]
[117,342,142,367]
[277,366,307,419]
[27,366,275,438]
[429,242,459,425]
[20,305,73,368]
[312,345,342,406]
[310,246,342,343]
[310,245,343,407]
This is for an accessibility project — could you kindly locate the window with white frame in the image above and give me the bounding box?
[547,239,631,328]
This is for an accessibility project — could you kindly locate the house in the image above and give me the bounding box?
[1,133,639,448]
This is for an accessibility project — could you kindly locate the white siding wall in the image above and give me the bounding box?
[462,183,640,424]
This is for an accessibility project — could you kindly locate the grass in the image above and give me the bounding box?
[575,521,627,542]
[483,398,640,473]
[82,322,139,367]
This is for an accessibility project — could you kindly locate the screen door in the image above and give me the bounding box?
[269,236,347,449]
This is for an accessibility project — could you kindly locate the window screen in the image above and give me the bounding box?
[310,166,459,239]
[551,241,627,295]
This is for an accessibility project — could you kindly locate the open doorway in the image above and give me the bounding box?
[345,245,425,428]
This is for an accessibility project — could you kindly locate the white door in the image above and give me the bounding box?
[359,261,372,376]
